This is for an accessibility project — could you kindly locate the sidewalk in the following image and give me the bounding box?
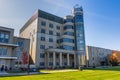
[0,72,40,77]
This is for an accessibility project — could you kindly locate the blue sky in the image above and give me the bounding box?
[0,0,120,50]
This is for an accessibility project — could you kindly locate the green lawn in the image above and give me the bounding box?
[0,66,120,80]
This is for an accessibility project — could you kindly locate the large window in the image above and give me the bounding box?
[41,29,45,33]
[49,46,53,48]
[40,62,45,66]
[0,31,10,43]
[64,18,73,23]
[60,38,74,43]
[64,25,73,30]
[17,42,24,47]
[49,30,53,35]
[40,53,44,58]
[41,37,45,41]
[49,38,53,42]
[64,32,74,36]
[40,45,45,49]
[41,21,46,26]
[49,23,53,28]
[0,47,7,56]
[49,62,53,66]
[56,32,60,36]
[56,26,60,30]
[61,45,74,50]
[75,15,83,23]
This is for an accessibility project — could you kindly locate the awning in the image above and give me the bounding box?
[0,43,18,47]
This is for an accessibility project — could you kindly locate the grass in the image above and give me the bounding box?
[0,66,120,80]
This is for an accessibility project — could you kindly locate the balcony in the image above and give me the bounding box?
[45,48,75,54]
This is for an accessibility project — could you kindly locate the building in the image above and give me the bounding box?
[20,5,86,68]
[0,26,18,69]
[13,37,30,67]
[86,46,113,67]
[0,26,30,70]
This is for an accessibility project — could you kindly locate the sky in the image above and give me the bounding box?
[0,0,120,50]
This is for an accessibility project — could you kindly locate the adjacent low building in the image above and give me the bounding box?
[86,46,113,67]
[0,26,30,70]
[0,26,18,69]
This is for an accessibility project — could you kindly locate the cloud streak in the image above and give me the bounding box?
[44,0,71,9]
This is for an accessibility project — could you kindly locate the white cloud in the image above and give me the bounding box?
[44,0,71,9]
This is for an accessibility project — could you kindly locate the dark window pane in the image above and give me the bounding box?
[49,38,53,42]
[40,45,45,49]
[49,23,53,28]
[41,21,46,26]
[41,37,45,41]
[56,32,60,36]
[56,26,60,30]
[49,30,53,35]
[41,29,45,33]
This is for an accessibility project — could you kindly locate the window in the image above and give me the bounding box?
[60,38,74,43]
[17,42,24,47]
[56,26,60,30]
[4,34,9,43]
[64,25,73,30]
[0,32,10,43]
[0,34,4,38]
[49,46,53,48]
[75,15,83,23]
[40,45,45,49]
[64,62,67,65]
[56,62,59,66]
[40,62,44,66]
[3,48,7,55]
[41,21,46,26]
[64,32,74,36]
[79,40,84,43]
[49,23,53,28]
[64,18,73,23]
[62,45,74,50]
[0,48,2,55]
[5,34,9,39]
[80,47,84,50]
[49,38,53,42]
[49,30,53,35]
[40,53,44,58]
[0,47,7,56]
[56,32,60,36]
[41,29,45,33]
[49,62,53,66]
[41,37,45,41]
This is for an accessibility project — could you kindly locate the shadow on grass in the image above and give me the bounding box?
[0,72,50,78]
[84,66,120,72]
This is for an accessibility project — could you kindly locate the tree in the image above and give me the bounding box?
[22,52,28,64]
[109,50,120,66]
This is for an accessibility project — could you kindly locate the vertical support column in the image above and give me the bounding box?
[47,52,49,68]
[45,53,47,69]
[67,53,70,67]
[53,52,56,69]
[60,53,62,67]
[74,54,76,68]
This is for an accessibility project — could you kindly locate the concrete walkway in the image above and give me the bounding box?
[0,72,40,76]
[0,71,8,75]
[42,69,78,73]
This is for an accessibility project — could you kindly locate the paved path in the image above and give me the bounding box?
[0,72,40,76]
[0,71,8,76]
[42,69,78,73]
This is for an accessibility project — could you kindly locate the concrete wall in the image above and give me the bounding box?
[86,46,113,67]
